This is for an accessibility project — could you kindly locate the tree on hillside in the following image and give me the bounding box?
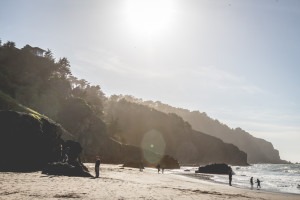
[57,57,72,77]
[44,49,55,62]
[2,41,16,48]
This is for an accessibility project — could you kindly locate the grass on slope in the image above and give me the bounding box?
[0,90,42,117]
[0,90,74,139]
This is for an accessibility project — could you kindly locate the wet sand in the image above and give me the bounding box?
[0,164,299,200]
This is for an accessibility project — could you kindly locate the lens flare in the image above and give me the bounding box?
[141,129,166,164]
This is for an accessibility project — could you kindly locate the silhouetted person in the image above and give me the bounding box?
[156,163,161,174]
[95,156,100,178]
[250,177,254,189]
[228,170,233,186]
[256,178,261,189]
[139,160,144,172]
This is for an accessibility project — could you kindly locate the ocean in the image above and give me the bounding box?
[170,164,300,195]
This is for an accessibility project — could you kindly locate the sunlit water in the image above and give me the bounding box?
[168,164,300,194]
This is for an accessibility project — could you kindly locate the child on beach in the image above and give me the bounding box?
[256,178,261,189]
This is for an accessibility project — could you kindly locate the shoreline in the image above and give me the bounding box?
[175,164,300,195]
[175,172,300,196]
[0,164,299,200]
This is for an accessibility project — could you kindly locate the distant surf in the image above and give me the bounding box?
[170,164,300,195]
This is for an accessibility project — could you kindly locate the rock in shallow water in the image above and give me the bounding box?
[195,163,232,174]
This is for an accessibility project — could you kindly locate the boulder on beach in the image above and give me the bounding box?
[0,111,91,177]
[195,163,232,174]
[0,111,64,171]
[42,162,92,177]
[123,161,142,168]
[160,155,180,169]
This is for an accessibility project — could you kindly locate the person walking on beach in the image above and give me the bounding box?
[95,156,101,178]
[256,178,261,189]
[250,177,254,189]
[156,163,161,174]
[228,170,233,186]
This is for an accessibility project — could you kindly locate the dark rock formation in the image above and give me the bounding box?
[0,111,63,171]
[42,162,92,177]
[0,111,91,177]
[160,155,180,169]
[195,163,232,174]
[123,161,142,168]
[123,155,180,169]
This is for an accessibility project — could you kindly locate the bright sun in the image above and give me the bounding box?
[124,0,175,36]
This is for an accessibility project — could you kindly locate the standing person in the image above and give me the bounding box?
[256,178,261,189]
[139,160,144,172]
[156,163,161,174]
[250,177,254,189]
[228,170,233,186]
[95,156,100,178]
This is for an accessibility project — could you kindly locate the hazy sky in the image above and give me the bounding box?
[1,0,299,162]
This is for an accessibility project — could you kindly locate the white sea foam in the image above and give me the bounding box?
[170,164,300,194]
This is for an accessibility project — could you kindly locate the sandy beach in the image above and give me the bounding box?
[0,164,299,200]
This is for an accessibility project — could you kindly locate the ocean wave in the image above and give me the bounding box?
[173,164,300,195]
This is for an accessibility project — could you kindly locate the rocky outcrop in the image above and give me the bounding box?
[0,111,63,171]
[159,155,180,169]
[123,155,180,169]
[196,163,232,174]
[42,162,92,177]
[0,111,91,177]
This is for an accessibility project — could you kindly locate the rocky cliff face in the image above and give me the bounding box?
[134,100,285,164]
[104,100,248,166]
[175,112,285,164]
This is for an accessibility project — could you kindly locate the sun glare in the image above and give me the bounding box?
[124,0,175,36]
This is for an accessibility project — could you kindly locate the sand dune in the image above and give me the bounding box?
[0,164,299,200]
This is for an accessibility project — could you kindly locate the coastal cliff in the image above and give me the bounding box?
[104,99,248,166]
[122,98,286,164]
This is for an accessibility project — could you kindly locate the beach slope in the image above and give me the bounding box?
[0,164,299,200]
